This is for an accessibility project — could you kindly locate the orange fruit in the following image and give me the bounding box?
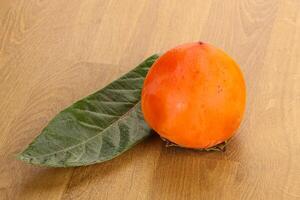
[141,42,246,149]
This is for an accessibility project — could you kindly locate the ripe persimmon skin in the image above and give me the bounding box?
[141,42,246,149]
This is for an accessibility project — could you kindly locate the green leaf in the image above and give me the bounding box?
[18,54,159,167]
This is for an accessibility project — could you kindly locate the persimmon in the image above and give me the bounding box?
[141,42,246,149]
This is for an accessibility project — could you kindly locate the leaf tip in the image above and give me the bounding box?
[16,151,31,163]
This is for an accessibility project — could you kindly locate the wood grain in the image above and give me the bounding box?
[0,0,299,199]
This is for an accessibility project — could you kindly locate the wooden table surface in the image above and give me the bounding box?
[1,0,300,199]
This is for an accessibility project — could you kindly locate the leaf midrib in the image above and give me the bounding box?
[21,101,141,160]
